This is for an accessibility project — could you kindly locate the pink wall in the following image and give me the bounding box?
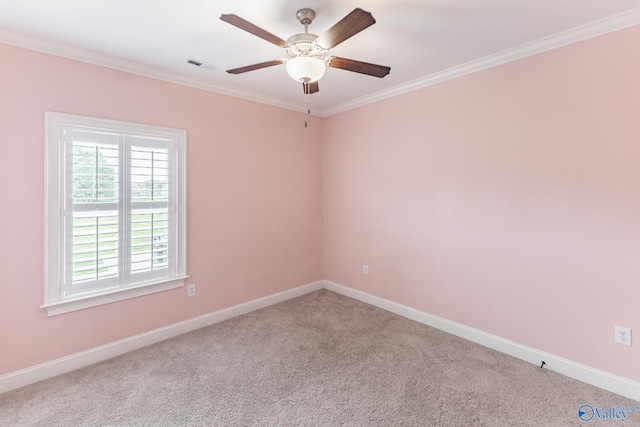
[1,24,639,386]
[324,26,640,382]
[0,43,323,375]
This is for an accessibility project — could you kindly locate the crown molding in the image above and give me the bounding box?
[322,7,640,117]
[0,27,304,114]
[2,7,640,118]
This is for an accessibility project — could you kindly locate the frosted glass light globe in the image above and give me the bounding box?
[286,57,326,82]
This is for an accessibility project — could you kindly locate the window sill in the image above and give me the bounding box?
[40,276,189,317]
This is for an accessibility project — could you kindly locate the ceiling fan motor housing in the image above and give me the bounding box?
[286,33,326,59]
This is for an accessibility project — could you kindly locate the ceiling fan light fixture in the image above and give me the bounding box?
[286,56,326,83]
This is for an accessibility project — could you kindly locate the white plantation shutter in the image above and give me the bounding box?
[64,129,120,297]
[44,113,187,316]
[128,137,173,280]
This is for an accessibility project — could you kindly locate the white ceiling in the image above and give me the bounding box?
[1,0,640,115]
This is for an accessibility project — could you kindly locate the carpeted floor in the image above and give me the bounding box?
[1,289,638,426]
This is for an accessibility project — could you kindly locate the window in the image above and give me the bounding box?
[43,112,187,316]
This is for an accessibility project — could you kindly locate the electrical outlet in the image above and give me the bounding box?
[363,264,369,275]
[187,284,196,297]
[615,325,631,346]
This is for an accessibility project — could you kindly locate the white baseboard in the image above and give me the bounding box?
[4,279,638,403]
[0,280,324,395]
[323,280,640,403]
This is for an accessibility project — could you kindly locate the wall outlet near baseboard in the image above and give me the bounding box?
[187,284,196,297]
[614,325,631,346]
[363,264,369,275]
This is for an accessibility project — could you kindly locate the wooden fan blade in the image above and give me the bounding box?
[302,81,320,94]
[327,57,390,78]
[220,14,289,48]
[227,59,285,74]
[314,8,376,50]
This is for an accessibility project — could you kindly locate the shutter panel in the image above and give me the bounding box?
[129,136,172,279]
[65,129,121,296]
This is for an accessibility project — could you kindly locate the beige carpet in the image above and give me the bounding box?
[1,290,638,426]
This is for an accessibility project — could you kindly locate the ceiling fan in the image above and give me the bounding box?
[220,8,391,95]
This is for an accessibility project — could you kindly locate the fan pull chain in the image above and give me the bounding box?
[305,91,310,128]
[303,81,311,128]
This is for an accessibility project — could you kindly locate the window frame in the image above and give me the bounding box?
[43,112,188,316]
